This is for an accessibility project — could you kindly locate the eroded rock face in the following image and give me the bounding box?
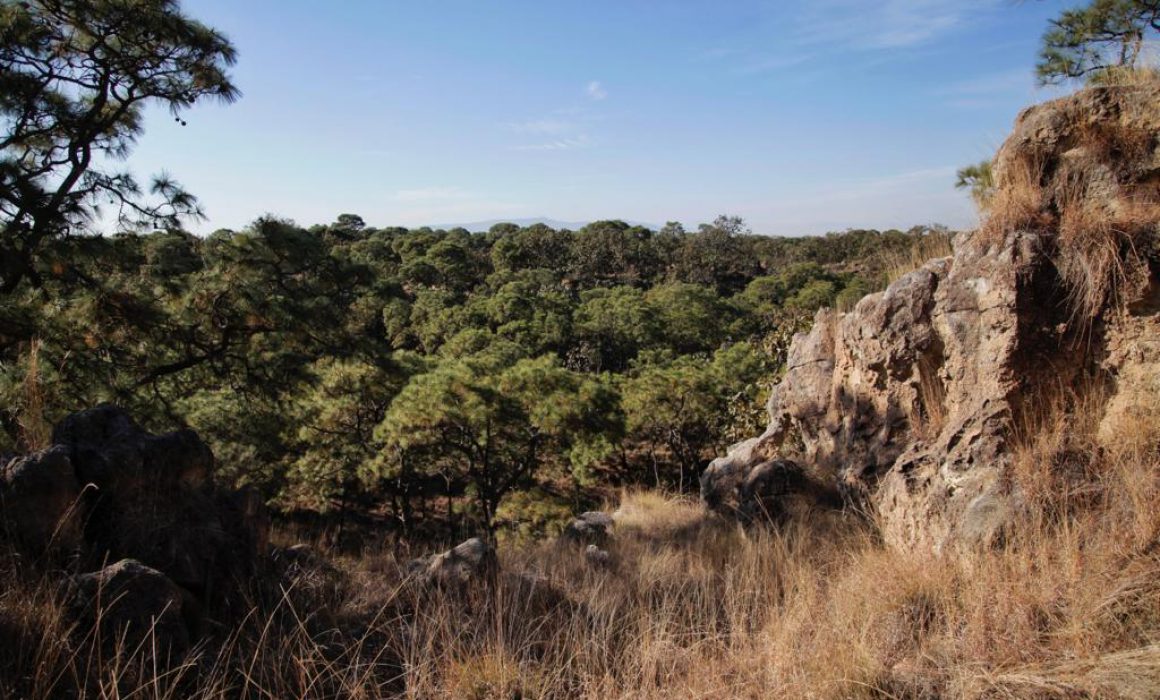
[1099,291,1160,451]
[706,84,1160,551]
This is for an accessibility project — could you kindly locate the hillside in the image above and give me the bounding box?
[1,82,1158,699]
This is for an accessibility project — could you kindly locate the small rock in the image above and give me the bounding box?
[561,511,614,546]
[414,537,497,587]
[584,544,612,569]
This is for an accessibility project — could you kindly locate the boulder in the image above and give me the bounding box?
[49,404,264,600]
[72,559,191,654]
[0,446,83,553]
[52,404,213,494]
[561,511,614,546]
[702,453,838,524]
[412,537,498,587]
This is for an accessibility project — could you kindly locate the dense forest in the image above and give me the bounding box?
[7,2,1160,699]
[0,214,947,538]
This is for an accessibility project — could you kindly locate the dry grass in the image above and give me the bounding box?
[15,339,52,451]
[1088,65,1160,88]
[880,229,956,285]
[908,353,948,442]
[1054,173,1160,322]
[4,384,1160,698]
[978,112,1159,322]
[979,154,1054,247]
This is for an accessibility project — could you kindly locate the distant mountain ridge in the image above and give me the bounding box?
[437,217,659,232]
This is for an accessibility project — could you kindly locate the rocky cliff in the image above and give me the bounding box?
[703,83,1160,551]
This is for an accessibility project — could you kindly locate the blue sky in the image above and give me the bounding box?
[127,0,1069,236]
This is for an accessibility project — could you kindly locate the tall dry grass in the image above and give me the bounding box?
[3,381,1159,698]
[15,339,52,451]
[880,230,956,286]
[1088,65,1160,88]
[979,114,1159,323]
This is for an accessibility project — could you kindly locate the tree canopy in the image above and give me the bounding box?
[1037,0,1160,84]
[0,209,942,535]
[0,0,238,293]
[0,0,963,540]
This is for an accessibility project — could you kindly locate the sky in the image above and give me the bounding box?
[125,0,1071,236]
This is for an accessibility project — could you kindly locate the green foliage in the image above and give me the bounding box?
[955,160,995,208]
[373,355,620,531]
[621,343,768,488]
[1036,0,1160,84]
[288,358,404,511]
[0,0,962,536]
[494,488,577,542]
[573,286,657,371]
[0,0,239,293]
[1,197,948,532]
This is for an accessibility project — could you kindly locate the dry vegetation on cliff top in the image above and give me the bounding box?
[3,384,1159,699]
[981,83,1160,323]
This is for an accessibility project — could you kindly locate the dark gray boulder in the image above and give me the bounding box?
[0,446,83,554]
[561,511,614,546]
[49,404,266,603]
[72,559,192,654]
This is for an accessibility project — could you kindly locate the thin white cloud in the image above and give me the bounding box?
[586,80,607,101]
[508,119,574,135]
[936,68,1031,97]
[697,0,997,77]
[514,136,591,152]
[936,68,1072,109]
[792,0,999,51]
[509,109,599,151]
[386,187,526,225]
[736,53,814,75]
[694,47,742,62]
[739,165,976,234]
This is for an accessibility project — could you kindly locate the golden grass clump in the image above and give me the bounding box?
[880,229,956,286]
[1087,65,1160,88]
[979,154,1054,246]
[979,108,1159,322]
[15,339,51,451]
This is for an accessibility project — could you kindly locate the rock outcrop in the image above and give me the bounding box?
[49,404,268,601]
[0,404,270,650]
[705,84,1160,551]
